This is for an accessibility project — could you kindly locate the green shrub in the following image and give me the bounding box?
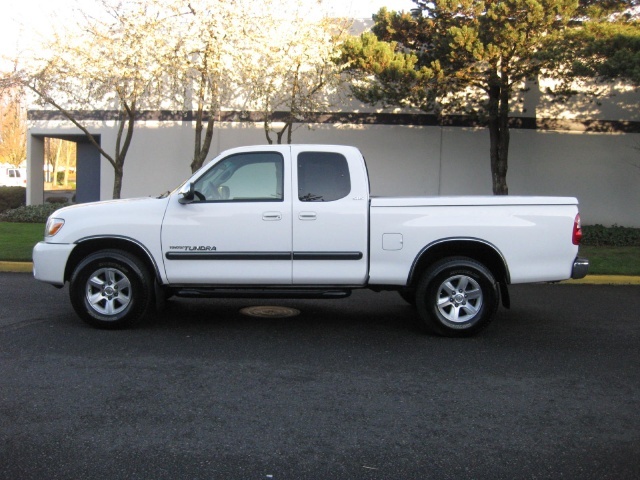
[46,196,71,204]
[0,204,64,223]
[0,187,26,213]
[582,224,640,247]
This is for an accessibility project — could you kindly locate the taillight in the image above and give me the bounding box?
[572,213,583,245]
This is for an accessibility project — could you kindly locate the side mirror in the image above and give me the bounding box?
[178,182,195,204]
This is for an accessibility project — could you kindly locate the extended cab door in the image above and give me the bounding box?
[161,148,292,285]
[291,146,369,285]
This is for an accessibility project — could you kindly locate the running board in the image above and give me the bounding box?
[173,288,352,300]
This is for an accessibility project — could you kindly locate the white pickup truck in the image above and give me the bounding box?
[33,144,588,336]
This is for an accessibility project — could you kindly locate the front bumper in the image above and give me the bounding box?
[32,242,76,286]
[571,256,589,280]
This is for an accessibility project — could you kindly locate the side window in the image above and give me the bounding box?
[298,152,351,202]
[193,152,284,202]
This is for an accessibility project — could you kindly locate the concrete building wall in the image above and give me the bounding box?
[27,118,640,227]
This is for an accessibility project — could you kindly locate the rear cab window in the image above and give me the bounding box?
[297,152,351,202]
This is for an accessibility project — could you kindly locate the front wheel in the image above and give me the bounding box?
[415,257,499,337]
[69,249,153,329]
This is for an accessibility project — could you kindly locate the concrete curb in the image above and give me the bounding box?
[1,261,639,285]
[0,262,33,273]
[561,275,640,285]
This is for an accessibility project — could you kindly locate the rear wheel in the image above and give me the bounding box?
[69,249,153,329]
[415,257,498,337]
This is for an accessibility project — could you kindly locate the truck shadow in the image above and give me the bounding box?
[146,291,422,335]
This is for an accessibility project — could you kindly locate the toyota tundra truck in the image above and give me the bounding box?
[32,144,589,336]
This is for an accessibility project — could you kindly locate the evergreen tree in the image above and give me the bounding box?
[556,3,640,87]
[341,0,579,195]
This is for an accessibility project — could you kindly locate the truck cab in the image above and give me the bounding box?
[162,145,370,286]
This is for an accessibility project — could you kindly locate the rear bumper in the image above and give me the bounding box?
[571,257,589,280]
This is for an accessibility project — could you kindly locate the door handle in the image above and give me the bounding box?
[262,212,282,221]
[298,212,317,221]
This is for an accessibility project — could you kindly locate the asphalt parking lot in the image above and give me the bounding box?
[1,272,639,479]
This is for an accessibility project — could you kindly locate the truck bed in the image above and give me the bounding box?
[370,196,579,207]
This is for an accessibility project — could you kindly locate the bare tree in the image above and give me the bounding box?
[241,1,351,144]
[0,87,27,166]
[160,0,249,173]
[21,0,176,198]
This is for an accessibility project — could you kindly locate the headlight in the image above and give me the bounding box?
[45,218,65,237]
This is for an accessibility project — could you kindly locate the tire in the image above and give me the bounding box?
[69,249,153,329]
[415,257,499,337]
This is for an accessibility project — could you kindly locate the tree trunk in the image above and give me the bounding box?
[286,121,293,144]
[63,141,71,187]
[487,74,509,195]
[191,103,204,173]
[264,118,274,144]
[112,163,123,199]
[190,75,218,173]
[191,114,215,173]
[277,122,293,144]
[53,139,62,187]
[496,77,510,195]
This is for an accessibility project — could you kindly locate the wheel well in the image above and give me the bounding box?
[407,239,509,288]
[65,237,160,283]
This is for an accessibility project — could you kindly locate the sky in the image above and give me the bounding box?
[0,0,417,64]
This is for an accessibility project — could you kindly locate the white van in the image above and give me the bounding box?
[0,166,27,187]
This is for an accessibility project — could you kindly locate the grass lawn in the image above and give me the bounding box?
[0,223,44,262]
[579,246,640,276]
[0,222,638,276]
